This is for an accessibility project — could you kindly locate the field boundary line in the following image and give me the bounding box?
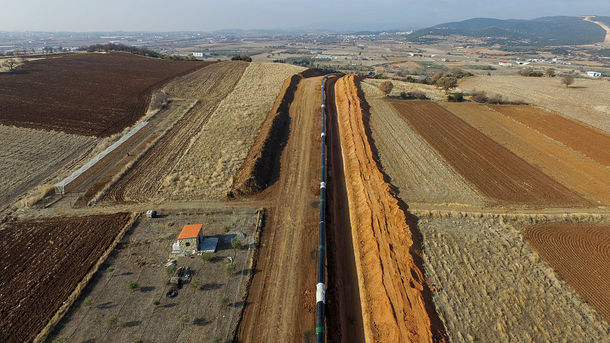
[33,212,138,343]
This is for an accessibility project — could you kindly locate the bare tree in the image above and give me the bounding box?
[544,68,555,77]
[561,74,574,88]
[378,81,393,96]
[2,59,17,72]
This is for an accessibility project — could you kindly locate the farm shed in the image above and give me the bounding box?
[176,224,204,252]
[586,71,602,77]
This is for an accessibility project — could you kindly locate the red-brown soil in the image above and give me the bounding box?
[335,76,444,342]
[524,224,610,323]
[491,105,610,167]
[0,53,209,137]
[391,100,587,206]
[237,77,321,342]
[103,62,247,203]
[0,213,132,343]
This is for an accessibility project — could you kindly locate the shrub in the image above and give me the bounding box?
[83,297,93,307]
[231,237,243,250]
[153,299,160,306]
[488,94,504,104]
[129,282,139,291]
[226,262,236,275]
[447,93,464,102]
[221,296,230,306]
[201,252,212,262]
[108,315,118,327]
[191,278,202,290]
[231,54,252,62]
[400,91,428,100]
[378,81,393,96]
[166,265,177,277]
[472,90,488,103]
[436,76,458,93]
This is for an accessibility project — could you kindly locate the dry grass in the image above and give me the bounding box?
[160,63,305,199]
[0,125,97,208]
[460,75,610,133]
[364,78,447,101]
[362,82,485,205]
[418,215,609,342]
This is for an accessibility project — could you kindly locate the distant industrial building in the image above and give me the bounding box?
[586,71,603,78]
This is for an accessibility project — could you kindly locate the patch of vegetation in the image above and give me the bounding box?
[398,91,428,100]
[129,282,139,291]
[81,43,196,61]
[465,65,496,70]
[166,265,177,277]
[231,54,252,62]
[107,315,118,327]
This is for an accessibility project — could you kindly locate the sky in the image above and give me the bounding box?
[1,0,609,32]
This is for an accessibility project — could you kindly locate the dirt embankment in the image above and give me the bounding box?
[333,75,445,342]
[232,69,327,196]
[231,74,301,195]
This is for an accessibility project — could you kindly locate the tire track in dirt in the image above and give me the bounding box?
[103,62,247,203]
[237,77,320,342]
[334,75,445,342]
[491,105,610,167]
[391,100,588,207]
[524,223,610,323]
[444,102,610,205]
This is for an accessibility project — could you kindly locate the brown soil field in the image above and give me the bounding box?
[103,62,248,203]
[334,75,444,342]
[490,105,610,167]
[391,100,587,207]
[360,82,484,206]
[420,216,609,342]
[0,125,98,209]
[444,103,610,205]
[525,223,610,323]
[0,53,208,137]
[0,213,133,343]
[459,75,610,133]
[160,63,305,200]
[47,210,259,343]
[237,76,320,342]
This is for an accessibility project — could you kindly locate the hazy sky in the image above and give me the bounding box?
[2,0,609,32]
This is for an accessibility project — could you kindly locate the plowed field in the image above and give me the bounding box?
[0,213,133,343]
[444,103,610,205]
[0,53,208,137]
[103,62,248,203]
[491,105,610,167]
[525,224,610,323]
[361,83,483,205]
[390,100,587,206]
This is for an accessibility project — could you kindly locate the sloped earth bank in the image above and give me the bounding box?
[237,77,321,342]
[0,213,133,343]
[525,223,610,323]
[419,216,609,342]
[390,101,587,207]
[333,75,445,342]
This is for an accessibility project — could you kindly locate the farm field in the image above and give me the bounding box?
[525,223,610,323]
[0,213,133,343]
[490,105,610,166]
[390,100,587,207]
[459,75,610,133]
[361,82,484,206]
[160,62,305,200]
[0,53,208,137]
[0,125,97,209]
[47,209,260,343]
[419,216,609,342]
[444,102,610,205]
[102,61,248,203]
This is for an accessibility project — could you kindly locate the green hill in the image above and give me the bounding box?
[408,16,606,46]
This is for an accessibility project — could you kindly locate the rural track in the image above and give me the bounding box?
[237,77,321,342]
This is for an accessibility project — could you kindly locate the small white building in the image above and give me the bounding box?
[586,71,602,78]
[498,61,512,67]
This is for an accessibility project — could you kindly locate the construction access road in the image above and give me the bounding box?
[237,76,322,342]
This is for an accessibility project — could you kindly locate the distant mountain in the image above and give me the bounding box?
[408,16,606,46]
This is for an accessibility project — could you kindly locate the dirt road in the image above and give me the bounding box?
[237,77,321,342]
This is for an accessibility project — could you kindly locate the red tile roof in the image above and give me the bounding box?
[177,224,203,239]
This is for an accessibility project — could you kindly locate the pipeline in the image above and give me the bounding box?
[316,73,342,343]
